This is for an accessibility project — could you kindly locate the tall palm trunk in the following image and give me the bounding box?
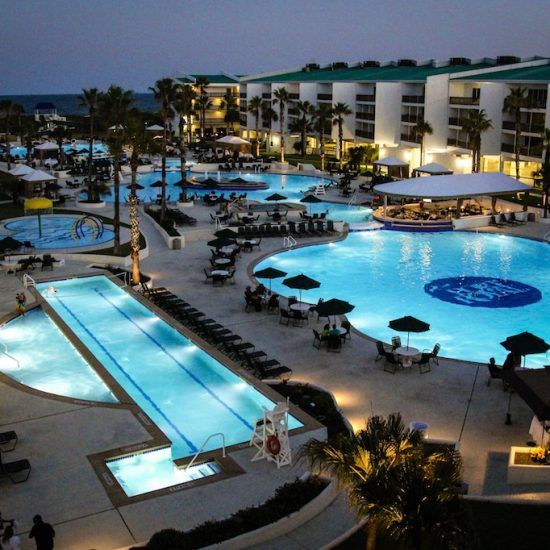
[129,156,140,284]
[366,518,377,550]
[160,122,167,221]
[338,121,344,170]
[113,157,121,254]
[87,116,94,200]
[255,116,260,157]
[5,115,12,171]
[280,109,285,163]
[514,112,521,179]
[179,118,188,202]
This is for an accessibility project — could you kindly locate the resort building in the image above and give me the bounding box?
[237,56,550,183]
[173,72,240,139]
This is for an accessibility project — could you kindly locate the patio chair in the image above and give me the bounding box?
[312,329,326,349]
[486,358,504,388]
[0,431,18,452]
[413,352,432,374]
[340,320,351,341]
[327,334,342,353]
[383,351,400,374]
[0,452,31,483]
[429,343,441,365]
[391,336,402,350]
[203,268,214,284]
[292,309,309,327]
[279,308,291,326]
[41,256,54,271]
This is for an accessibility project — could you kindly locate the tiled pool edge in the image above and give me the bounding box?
[27,271,321,506]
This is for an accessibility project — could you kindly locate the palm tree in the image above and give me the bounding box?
[261,103,278,152]
[412,119,433,165]
[150,78,180,222]
[50,125,70,167]
[247,96,262,157]
[99,85,135,255]
[332,102,352,170]
[78,87,101,201]
[503,87,531,179]
[461,109,493,173]
[21,119,37,165]
[11,103,25,142]
[293,100,314,157]
[313,104,333,171]
[194,76,210,139]
[124,110,151,284]
[533,128,550,218]
[273,87,289,162]
[173,85,196,202]
[302,413,465,550]
[220,89,239,134]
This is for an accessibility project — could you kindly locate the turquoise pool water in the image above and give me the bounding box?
[3,215,114,249]
[307,203,373,224]
[37,275,301,460]
[3,143,108,158]
[257,231,550,367]
[0,307,116,402]
[94,171,332,204]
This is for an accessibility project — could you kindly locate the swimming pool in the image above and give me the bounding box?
[307,203,374,225]
[2,215,114,249]
[94,171,332,205]
[256,231,550,367]
[0,307,116,402]
[37,275,302,460]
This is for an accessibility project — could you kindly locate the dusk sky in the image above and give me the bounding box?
[2,0,549,94]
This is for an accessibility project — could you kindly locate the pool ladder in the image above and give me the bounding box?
[0,340,20,369]
[283,235,297,249]
[185,432,226,472]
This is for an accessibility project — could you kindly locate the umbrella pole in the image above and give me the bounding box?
[406,331,410,350]
[505,391,513,425]
[38,213,42,238]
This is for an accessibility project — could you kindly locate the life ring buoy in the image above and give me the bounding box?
[266,435,281,456]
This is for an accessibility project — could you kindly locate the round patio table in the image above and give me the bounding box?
[395,346,420,368]
[213,258,231,266]
[211,269,229,277]
[290,302,310,312]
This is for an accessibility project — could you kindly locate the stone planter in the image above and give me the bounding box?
[507,446,550,484]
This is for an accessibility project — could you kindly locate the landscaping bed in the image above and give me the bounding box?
[144,206,181,237]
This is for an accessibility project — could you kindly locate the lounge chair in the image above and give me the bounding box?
[0,431,18,452]
[0,452,31,483]
[254,362,292,381]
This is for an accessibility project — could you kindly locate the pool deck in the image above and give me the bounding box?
[1,181,549,548]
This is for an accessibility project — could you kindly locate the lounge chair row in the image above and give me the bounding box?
[236,220,336,239]
[0,430,31,483]
[140,284,292,382]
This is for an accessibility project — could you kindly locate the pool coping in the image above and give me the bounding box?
[22,271,321,507]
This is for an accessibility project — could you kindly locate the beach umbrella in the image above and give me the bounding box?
[300,193,323,213]
[207,237,234,249]
[500,332,549,361]
[315,298,355,323]
[202,177,220,186]
[44,158,58,166]
[150,180,163,188]
[254,267,287,292]
[388,315,430,349]
[231,177,248,184]
[502,368,550,426]
[126,183,145,190]
[214,228,239,239]
[216,135,250,145]
[283,273,320,303]
[0,236,23,252]
[265,193,287,202]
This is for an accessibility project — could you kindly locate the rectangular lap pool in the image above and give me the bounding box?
[37,275,302,495]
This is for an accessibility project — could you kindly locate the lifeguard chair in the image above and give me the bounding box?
[249,401,291,468]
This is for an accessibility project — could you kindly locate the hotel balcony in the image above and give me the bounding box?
[447,137,469,149]
[400,133,421,144]
[449,96,480,106]
[500,142,540,157]
[357,111,375,121]
[239,116,247,126]
[402,95,425,104]
[317,93,333,101]
[356,94,376,103]
[262,93,271,99]
[448,117,465,127]
[502,120,545,134]
[289,93,299,100]
[401,114,421,124]
[239,93,247,99]
[355,129,374,139]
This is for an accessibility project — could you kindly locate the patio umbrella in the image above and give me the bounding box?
[254,266,287,292]
[146,124,164,131]
[283,273,320,303]
[150,180,163,188]
[24,197,53,238]
[214,228,238,239]
[300,193,324,213]
[388,315,430,349]
[207,237,234,249]
[502,368,550,426]
[216,135,250,145]
[231,177,248,184]
[266,193,287,202]
[126,183,145,190]
[500,332,549,367]
[0,236,23,252]
[315,298,355,323]
[202,178,220,186]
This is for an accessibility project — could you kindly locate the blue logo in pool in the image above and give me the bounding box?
[424,276,542,308]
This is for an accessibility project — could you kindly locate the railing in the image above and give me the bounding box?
[543,231,550,243]
[355,129,374,139]
[501,143,541,157]
[0,340,20,369]
[239,93,247,99]
[356,94,375,102]
[401,114,421,123]
[317,94,333,101]
[502,120,545,134]
[449,96,479,105]
[185,432,226,472]
[402,95,425,104]
[448,117,463,126]
[348,194,357,205]
[447,137,469,148]
[283,235,297,248]
[356,112,375,121]
[289,93,299,100]
[400,133,420,143]
[23,273,35,288]
[262,93,271,99]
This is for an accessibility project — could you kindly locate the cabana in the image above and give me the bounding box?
[374,156,409,179]
[412,162,453,177]
[20,169,56,198]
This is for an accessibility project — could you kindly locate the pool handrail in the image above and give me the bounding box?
[185,432,226,472]
[283,235,297,249]
[22,273,35,288]
[0,339,20,369]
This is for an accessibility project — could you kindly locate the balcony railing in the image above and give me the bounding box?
[502,120,545,134]
[448,117,463,127]
[401,114,420,123]
[356,129,374,139]
[449,96,480,105]
[447,137,469,148]
[289,93,299,100]
[402,95,425,104]
[262,93,271,99]
[501,142,541,157]
[239,93,247,99]
[317,94,333,101]
[400,133,421,144]
[356,94,376,102]
[357,111,375,121]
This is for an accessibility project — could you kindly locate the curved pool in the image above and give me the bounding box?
[2,215,114,249]
[256,231,550,367]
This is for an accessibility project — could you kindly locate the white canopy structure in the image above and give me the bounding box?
[216,135,250,145]
[8,165,35,177]
[374,156,409,167]
[34,141,58,151]
[21,169,56,182]
[412,162,453,176]
[146,124,164,131]
[373,172,531,199]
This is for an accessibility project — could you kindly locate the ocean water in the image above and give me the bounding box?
[0,93,158,115]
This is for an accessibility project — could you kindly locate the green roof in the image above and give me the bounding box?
[456,64,550,82]
[191,74,239,84]
[243,63,492,84]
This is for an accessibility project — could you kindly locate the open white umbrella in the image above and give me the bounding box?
[146,124,164,131]
[34,142,59,151]
[216,135,250,145]
[21,170,56,182]
[44,158,58,166]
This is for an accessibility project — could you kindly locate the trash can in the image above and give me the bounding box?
[409,421,429,438]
